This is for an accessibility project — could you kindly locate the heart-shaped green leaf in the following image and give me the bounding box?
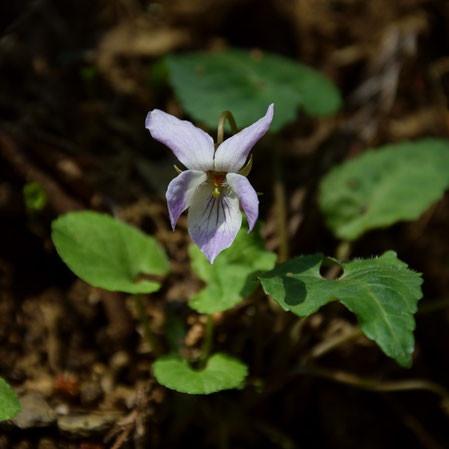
[319,139,449,240]
[166,49,341,133]
[52,211,169,294]
[0,377,21,421]
[260,251,423,367]
[189,222,276,314]
[153,353,248,394]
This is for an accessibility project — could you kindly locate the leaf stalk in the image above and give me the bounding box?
[298,365,449,402]
[133,294,161,356]
[200,314,214,365]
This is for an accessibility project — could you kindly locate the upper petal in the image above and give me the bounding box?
[166,170,207,230]
[146,109,215,171]
[213,104,274,173]
[188,184,242,263]
[226,173,259,232]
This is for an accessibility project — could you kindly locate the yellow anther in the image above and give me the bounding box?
[210,172,226,198]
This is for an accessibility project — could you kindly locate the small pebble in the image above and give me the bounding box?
[12,393,56,429]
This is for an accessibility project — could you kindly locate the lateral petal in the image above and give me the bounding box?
[166,170,207,230]
[188,185,242,263]
[226,173,259,232]
[214,104,274,173]
[146,109,215,171]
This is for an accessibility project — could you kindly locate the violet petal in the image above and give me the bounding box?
[146,109,214,171]
[213,104,274,173]
[226,173,259,232]
[166,170,207,230]
[188,184,242,263]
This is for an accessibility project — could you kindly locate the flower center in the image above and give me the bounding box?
[212,172,226,188]
[211,171,226,198]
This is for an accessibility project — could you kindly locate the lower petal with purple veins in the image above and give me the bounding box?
[166,170,207,230]
[188,184,242,263]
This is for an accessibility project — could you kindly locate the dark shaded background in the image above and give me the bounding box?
[1,1,449,448]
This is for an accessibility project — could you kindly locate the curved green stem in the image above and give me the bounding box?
[298,365,449,402]
[308,327,364,359]
[335,240,352,261]
[272,136,288,262]
[326,240,352,279]
[216,111,238,148]
[133,294,161,356]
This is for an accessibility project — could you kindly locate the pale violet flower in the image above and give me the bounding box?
[145,104,274,263]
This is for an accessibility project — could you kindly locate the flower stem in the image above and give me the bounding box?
[200,314,214,364]
[272,137,288,262]
[307,327,364,359]
[335,240,352,260]
[216,111,238,147]
[297,365,449,402]
[133,294,161,356]
[326,240,352,279]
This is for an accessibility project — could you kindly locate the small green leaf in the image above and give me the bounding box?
[0,377,21,421]
[153,353,248,394]
[52,211,169,294]
[319,139,449,240]
[23,182,47,211]
[260,251,423,367]
[166,49,341,133]
[189,222,277,314]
